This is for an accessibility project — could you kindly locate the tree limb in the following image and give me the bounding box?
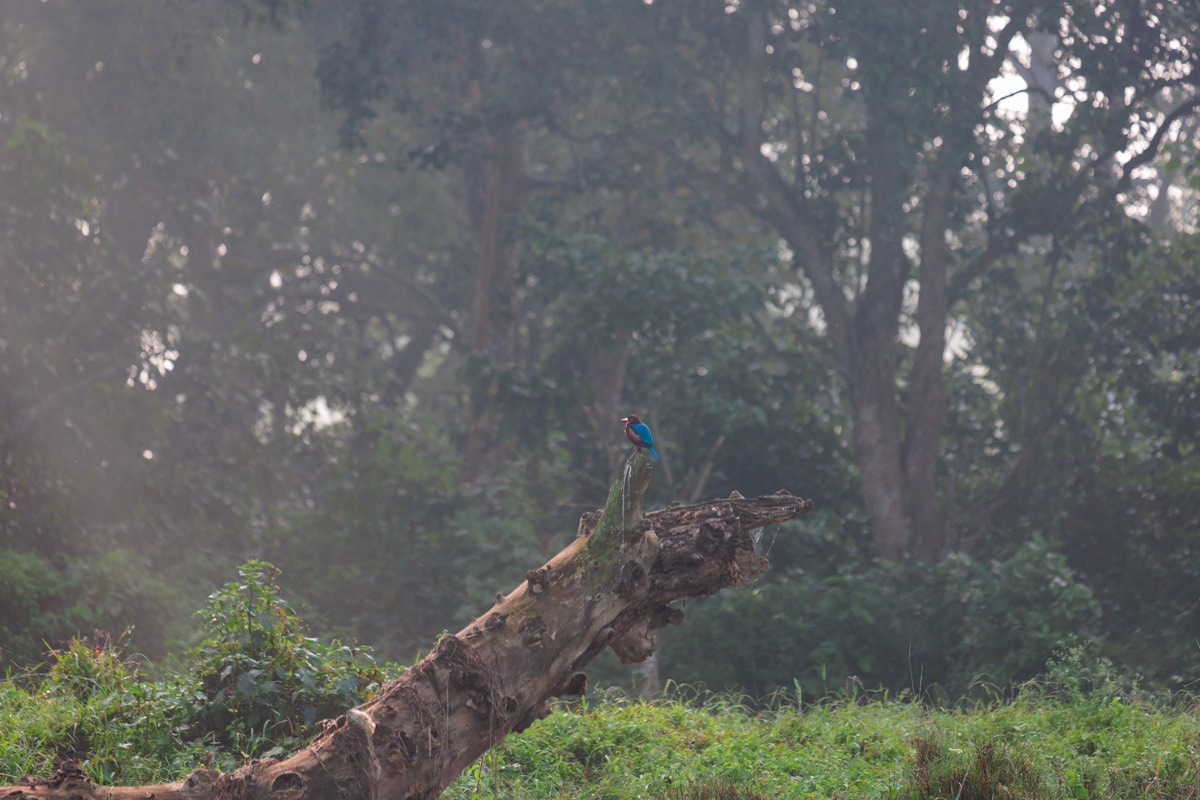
[1,458,812,800]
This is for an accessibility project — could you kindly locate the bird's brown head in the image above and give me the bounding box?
[621,414,641,424]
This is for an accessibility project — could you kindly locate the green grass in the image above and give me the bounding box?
[3,571,1198,798]
[6,668,1200,799]
[438,687,1200,800]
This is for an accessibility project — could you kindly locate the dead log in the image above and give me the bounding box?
[1,455,812,800]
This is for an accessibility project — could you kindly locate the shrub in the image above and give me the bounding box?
[0,550,67,668]
[660,537,1102,700]
[0,549,183,669]
[177,561,388,756]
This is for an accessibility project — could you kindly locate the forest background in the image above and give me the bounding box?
[1,0,1199,702]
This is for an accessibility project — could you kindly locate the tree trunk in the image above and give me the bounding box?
[904,171,951,560]
[465,121,527,359]
[1,460,812,800]
[579,334,633,474]
[847,107,915,562]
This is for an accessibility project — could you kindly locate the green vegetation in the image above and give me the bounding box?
[3,565,1199,799]
[0,562,389,784]
[454,653,1200,800]
[662,536,1104,703]
[6,640,1200,800]
[2,0,1200,739]
[182,561,387,759]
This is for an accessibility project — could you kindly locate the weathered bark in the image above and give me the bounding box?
[1,458,812,800]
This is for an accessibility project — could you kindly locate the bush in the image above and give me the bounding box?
[177,561,388,757]
[660,537,1102,701]
[0,550,66,668]
[939,536,1102,692]
[0,549,183,670]
[0,561,397,783]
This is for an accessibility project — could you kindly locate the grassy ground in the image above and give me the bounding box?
[440,687,1200,800]
[9,669,1197,799]
[2,577,1197,799]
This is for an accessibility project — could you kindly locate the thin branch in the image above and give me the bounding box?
[1116,96,1200,191]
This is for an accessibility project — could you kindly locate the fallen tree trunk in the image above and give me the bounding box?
[4,455,812,800]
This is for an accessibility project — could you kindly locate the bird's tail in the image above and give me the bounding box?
[648,446,660,461]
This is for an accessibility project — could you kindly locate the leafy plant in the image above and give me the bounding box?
[179,561,387,755]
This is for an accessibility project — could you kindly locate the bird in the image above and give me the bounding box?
[621,414,660,461]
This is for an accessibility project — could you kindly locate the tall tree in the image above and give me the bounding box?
[0,0,474,662]
[607,0,1199,558]
[309,0,1198,560]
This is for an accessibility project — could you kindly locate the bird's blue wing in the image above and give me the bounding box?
[630,422,654,447]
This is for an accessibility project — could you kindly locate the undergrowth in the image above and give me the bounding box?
[3,563,1200,799]
[0,561,389,782]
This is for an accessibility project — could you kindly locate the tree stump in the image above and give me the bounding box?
[1,455,813,800]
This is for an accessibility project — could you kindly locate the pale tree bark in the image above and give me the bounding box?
[1,458,812,800]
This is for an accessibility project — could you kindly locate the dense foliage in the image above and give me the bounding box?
[0,562,388,784]
[1,0,1199,705]
[183,561,385,754]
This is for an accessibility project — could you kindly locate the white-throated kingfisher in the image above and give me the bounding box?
[621,414,660,461]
